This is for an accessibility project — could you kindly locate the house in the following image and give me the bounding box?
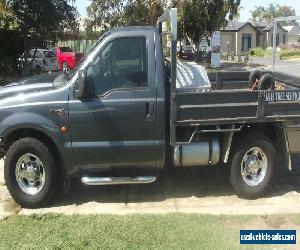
[283,25,300,45]
[220,21,288,54]
[256,22,287,48]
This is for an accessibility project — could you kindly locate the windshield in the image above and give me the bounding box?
[43,51,56,58]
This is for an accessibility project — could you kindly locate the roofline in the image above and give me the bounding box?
[222,21,257,32]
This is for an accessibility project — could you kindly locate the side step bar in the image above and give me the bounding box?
[81,176,157,186]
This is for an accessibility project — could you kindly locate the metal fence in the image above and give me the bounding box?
[56,39,98,52]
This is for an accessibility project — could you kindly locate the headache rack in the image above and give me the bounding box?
[158,8,177,146]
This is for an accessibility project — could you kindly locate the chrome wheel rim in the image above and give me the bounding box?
[15,153,45,195]
[62,62,69,73]
[241,147,267,187]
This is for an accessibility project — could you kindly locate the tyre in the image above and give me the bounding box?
[249,70,262,89]
[4,138,57,208]
[34,65,42,75]
[230,133,275,199]
[62,61,69,72]
[258,73,275,90]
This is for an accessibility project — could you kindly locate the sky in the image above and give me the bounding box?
[75,0,300,21]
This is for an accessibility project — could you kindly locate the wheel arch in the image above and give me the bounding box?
[225,122,291,169]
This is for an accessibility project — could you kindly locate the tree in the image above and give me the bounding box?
[123,0,165,26]
[251,4,296,24]
[7,0,79,38]
[87,0,125,31]
[233,6,244,21]
[182,0,241,47]
[87,0,166,32]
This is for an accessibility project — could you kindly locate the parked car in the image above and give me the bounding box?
[19,48,59,74]
[177,38,194,59]
[52,47,84,72]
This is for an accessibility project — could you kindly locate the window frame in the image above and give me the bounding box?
[87,35,149,98]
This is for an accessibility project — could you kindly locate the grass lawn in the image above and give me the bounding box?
[0,213,299,249]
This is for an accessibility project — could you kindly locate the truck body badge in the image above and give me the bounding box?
[50,108,66,116]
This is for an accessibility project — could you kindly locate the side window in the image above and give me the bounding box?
[28,50,34,58]
[36,52,43,58]
[86,37,147,96]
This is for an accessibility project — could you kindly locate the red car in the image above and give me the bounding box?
[52,47,84,71]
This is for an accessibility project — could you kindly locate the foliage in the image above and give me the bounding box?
[87,0,125,31]
[87,0,166,32]
[279,49,300,60]
[0,29,21,75]
[251,4,296,25]
[182,0,241,48]
[7,0,79,37]
[0,0,18,30]
[123,0,165,26]
[249,47,272,58]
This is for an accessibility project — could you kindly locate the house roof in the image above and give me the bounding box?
[283,25,300,34]
[222,21,255,31]
[250,21,268,29]
[223,21,287,33]
[283,26,294,32]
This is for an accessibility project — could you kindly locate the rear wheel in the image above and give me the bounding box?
[230,133,275,199]
[4,138,57,208]
[62,61,69,72]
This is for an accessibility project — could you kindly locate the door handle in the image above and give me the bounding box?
[145,102,155,121]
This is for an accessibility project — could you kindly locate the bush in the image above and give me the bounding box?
[0,29,21,76]
[279,49,300,60]
[249,47,270,57]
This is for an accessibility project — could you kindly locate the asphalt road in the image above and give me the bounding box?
[250,57,300,84]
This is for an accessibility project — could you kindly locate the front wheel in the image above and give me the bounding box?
[62,61,69,73]
[4,138,57,208]
[230,134,275,199]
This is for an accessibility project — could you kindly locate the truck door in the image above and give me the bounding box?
[68,35,159,170]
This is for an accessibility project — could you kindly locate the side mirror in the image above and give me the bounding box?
[74,69,87,99]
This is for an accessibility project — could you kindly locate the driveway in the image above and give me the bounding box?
[1,158,300,218]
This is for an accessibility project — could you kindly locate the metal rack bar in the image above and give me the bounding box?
[158,8,177,146]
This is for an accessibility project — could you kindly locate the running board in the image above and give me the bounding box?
[81,176,157,186]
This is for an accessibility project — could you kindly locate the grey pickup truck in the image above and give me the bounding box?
[1,9,300,208]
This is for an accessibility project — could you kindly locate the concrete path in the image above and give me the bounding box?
[0,161,20,220]
[1,158,300,218]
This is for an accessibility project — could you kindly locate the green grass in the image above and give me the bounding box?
[0,213,299,249]
[279,49,300,60]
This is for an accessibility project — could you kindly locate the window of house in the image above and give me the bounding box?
[86,37,148,96]
[242,34,252,52]
[271,34,280,46]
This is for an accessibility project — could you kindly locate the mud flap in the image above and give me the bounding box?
[276,125,292,170]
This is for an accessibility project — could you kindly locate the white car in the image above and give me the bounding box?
[21,48,59,74]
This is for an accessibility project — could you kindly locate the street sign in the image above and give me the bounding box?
[211,31,221,68]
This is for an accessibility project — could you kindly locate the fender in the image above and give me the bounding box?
[0,112,79,176]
